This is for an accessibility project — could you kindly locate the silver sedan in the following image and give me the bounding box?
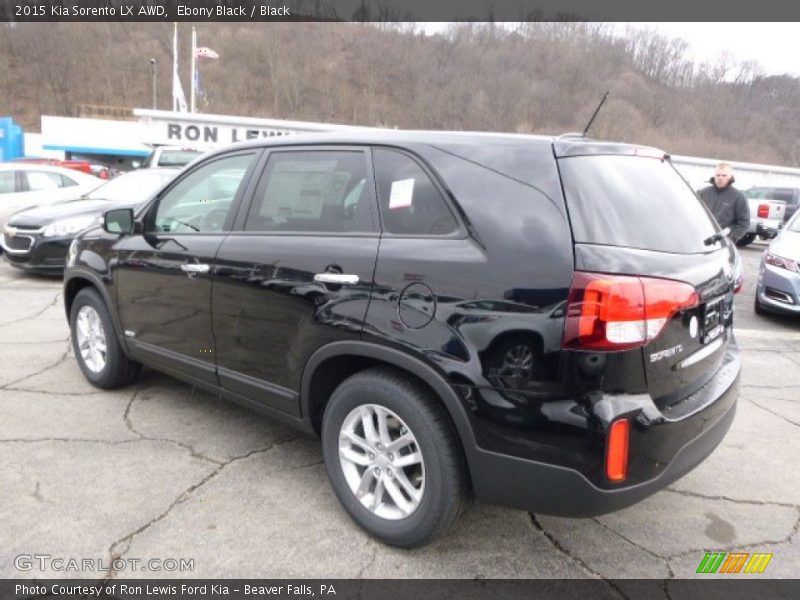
[755,209,800,316]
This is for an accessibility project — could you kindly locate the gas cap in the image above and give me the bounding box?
[398,283,436,329]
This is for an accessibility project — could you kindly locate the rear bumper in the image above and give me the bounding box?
[750,218,781,237]
[469,345,739,517]
[756,222,779,239]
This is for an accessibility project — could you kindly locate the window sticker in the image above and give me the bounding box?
[389,178,415,209]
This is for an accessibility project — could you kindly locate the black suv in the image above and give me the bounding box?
[63,132,740,547]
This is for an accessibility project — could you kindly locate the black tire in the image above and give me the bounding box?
[69,287,140,389]
[483,333,546,383]
[321,366,469,547]
[736,233,756,247]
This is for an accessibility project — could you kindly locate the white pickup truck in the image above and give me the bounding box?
[738,191,786,246]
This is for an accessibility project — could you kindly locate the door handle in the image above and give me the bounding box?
[181,263,211,274]
[313,273,359,285]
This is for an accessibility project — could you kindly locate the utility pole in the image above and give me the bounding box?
[150,58,157,109]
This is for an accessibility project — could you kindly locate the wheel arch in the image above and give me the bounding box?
[64,272,127,350]
[301,341,479,469]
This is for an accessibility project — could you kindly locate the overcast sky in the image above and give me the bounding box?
[421,22,800,78]
[630,23,800,77]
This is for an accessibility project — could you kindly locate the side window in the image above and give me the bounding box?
[152,153,255,233]
[373,148,458,236]
[0,171,15,194]
[244,150,374,233]
[60,174,78,188]
[24,171,63,191]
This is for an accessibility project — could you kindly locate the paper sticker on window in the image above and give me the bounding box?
[389,178,415,209]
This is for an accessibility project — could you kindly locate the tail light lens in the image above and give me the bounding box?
[757,203,769,218]
[606,419,630,482]
[563,272,699,351]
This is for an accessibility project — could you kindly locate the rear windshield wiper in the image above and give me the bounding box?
[704,227,730,246]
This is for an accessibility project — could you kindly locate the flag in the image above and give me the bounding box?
[195,47,219,59]
[172,23,188,112]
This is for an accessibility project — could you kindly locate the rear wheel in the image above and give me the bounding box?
[70,288,140,389]
[321,367,469,547]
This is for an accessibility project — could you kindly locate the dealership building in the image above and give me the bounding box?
[4,107,800,188]
[8,107,357,169]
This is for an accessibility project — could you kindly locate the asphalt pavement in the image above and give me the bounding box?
[0,240,797,582]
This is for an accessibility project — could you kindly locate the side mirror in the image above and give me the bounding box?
[132,161,142,169]
[103,208,135,234]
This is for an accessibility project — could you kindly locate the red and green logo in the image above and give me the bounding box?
[696,552,773,574]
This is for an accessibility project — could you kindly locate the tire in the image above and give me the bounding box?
[736,233,756,247]
[483,334,546,383]
[321,366,469,547]
[69,287,140,389]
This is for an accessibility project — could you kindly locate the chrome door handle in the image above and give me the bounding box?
[181,263,210,274]
[313,273,359,285]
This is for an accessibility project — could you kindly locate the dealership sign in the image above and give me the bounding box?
[135,109,352,149]
[163,121,293,144]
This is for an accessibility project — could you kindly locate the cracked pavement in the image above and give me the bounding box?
[0,242,798,581]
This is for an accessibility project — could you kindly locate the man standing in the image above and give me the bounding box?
[697,163,750,243]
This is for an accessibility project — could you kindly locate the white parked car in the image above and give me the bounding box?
[740,189,786,247]
[138,146,204,169]
[0,163,102,230]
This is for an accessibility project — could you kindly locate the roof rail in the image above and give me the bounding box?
[558,132,587,140]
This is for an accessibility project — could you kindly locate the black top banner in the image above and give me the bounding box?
[2,0,800,22]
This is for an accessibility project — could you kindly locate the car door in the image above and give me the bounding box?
[114,150,261,387]
[212,146,380,415]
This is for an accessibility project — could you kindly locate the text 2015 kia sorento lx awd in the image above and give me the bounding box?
[63,131,741,547]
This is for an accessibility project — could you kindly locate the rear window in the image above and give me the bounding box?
[157,150,201,167]
[746,188,795,204]
[559,155,717,254]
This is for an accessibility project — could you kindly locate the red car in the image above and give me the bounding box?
[13,158,113,179]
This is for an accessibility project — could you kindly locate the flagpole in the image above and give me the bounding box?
[190,26,197,114]
[172,22,178,112]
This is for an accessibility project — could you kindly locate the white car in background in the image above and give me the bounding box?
[0,163,102,230]
[138,146,204,169]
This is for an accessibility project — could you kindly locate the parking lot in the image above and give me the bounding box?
[0,240,798,580]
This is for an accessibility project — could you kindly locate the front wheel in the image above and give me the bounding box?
[69,287,140,389]
[321,367,469,547]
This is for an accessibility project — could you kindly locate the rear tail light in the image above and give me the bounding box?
[563,272,699,351]
[606,419,630,482]
[757,203,769,218]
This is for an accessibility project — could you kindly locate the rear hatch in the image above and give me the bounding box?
[555,141,737,411]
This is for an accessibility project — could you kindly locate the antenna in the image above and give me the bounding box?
[582,92,609,137]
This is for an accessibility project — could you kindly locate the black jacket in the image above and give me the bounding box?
[698,181,750,242]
